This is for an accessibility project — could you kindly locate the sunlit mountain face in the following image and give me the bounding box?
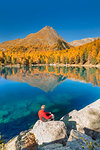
[0,66,100,141]
[0,26,71,51]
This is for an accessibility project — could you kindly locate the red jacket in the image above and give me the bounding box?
[38,109,52,121]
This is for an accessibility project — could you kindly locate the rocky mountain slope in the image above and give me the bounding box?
[69,37,100,47]
[0,26,70,51]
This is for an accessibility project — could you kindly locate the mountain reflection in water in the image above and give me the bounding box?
[0,66,100,90]
[0,66,100,141]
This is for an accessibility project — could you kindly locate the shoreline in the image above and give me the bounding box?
[0,63,100,68]
[32,63,100,68]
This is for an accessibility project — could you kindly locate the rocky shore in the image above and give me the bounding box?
[0,63,100,68]
[6,99,100,150]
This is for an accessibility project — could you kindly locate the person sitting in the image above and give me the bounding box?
[38,105,54,122]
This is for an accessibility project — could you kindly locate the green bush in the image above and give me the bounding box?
[0,133,6,150]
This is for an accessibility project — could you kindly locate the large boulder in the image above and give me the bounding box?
[61,99,100,139]
[30,120,67,145]
[66,129,100,150]
[39,130,100,150]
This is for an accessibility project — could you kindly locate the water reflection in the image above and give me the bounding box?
[0,66,100,91]
[0,66,100,141]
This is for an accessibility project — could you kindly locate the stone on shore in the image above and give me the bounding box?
[6,131,38,150]
[39,130,100,150]
[30,120,67,145]
[16,131,38,150]
[6,136,18,150]
[61,99,100,139]
[66,129,100,150]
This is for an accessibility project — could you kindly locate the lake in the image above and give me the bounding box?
[0,66,100,141]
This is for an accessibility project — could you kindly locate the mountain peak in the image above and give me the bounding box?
[0,26,71,50]
[39,26,55,33]
[43,26,53,29]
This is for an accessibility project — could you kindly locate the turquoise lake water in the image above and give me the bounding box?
[0,66,100,141]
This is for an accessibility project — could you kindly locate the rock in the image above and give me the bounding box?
[61,99,100,139]
[16,131,38,150]
[30,120,67,145]
[38,130,100,150]
[66,129,100,150]
[6,136,18,150]
[6,131,38,150]
[38,143,67,150]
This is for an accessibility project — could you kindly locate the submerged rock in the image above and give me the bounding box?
[31,120,67,145]
[61,99,100,140]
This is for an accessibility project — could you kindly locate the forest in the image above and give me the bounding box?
[0,39,100,66]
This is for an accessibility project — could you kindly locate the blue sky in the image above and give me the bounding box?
[0,0,100,43]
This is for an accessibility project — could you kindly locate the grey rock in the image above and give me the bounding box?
[30,120,67,145]
[39,143,67,150]
[39,130,100,150]
[66,129,100,150]
[61,99,100,140]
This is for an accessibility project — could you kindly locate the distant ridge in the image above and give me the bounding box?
[0,26,71,51]
[69,37,100,47]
